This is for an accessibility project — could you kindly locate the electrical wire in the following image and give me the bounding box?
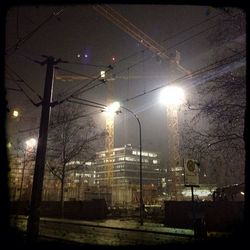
[6,87,22,92]
[106,10,242,78]
[5,70,39,107]
[122,49,245,103]
[106,11,224,70]
[67,99,105,109]
[161,12,223,44]
[71,96,107,108]
[6,64,42,100]
[59,61,108,68]
[56,65,113,102]
[55,10,224,75]
[17,109,102,134]
[7,8,244,111]
[55,66,96,80]
[5,8,65,56]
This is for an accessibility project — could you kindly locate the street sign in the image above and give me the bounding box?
[184,159,199,186]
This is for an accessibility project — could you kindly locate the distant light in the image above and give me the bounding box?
[182,189,212,197]
[112,57,116,62]
[13,110,19,117]
[77,54,81,58]
[160,85,185,107]
[100,71,105,78]
[240,191,245,195]
[25,138,37,150]
[84,54,88,58]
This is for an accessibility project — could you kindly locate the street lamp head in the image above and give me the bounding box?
[160,85,185,107]
[103,101,121,118]
[13,110,19,118]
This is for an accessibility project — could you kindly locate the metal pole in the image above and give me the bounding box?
[138,117,143,226]
[121,106,143,225]
[26,57,55,242]
[191,185,196,237]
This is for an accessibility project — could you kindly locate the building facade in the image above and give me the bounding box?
[93,144,161,206]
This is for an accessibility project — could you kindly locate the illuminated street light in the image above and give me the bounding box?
[160,85,185,107]
[12,110,19,118]
[103,101,121,117]
[103,101,144,226]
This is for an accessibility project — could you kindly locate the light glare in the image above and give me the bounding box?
[100,71,105,78]
[13,110,19,117]
[25,138,37,150]
[160,85,185,106]
[105,101,120,114]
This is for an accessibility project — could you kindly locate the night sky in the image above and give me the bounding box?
[5,4,231,164]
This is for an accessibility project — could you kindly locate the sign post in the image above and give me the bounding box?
[184,159,200,239]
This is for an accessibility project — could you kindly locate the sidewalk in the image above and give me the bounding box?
[43,217,195,236]
[10,216,243,248]
[13,215,230,238]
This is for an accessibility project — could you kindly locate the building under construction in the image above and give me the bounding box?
[93,144,161,206]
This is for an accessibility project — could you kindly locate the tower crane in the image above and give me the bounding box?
[92,4,191,75]
[56,5,191,198]
[92,5,191,200]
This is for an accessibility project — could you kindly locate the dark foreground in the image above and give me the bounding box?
[3,226,247,250]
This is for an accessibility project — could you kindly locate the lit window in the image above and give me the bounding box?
[153,160,158,164]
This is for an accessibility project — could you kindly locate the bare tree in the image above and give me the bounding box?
[180,8,246,186]
[46,102,105,217]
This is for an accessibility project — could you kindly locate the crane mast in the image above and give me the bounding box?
[105,81,114,187]
[166,107,182,200]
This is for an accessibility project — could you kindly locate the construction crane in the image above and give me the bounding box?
[93,5,190,200]
[55,5,191,197]
[92,4,191,75]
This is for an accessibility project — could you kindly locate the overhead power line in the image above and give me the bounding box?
[6,65,42,100]
[5,65,42,107]
[5,8,65,56]
[122,49,245,103]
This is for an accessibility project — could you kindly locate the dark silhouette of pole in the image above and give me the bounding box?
[191,185,197,238]
[19,150,27,200]
[121,106,143,226]
[26,56,57,242]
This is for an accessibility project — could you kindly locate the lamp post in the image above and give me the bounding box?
[104,102,143,226]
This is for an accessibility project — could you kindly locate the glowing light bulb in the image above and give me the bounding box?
[13,110,19,117]
[160,85,185,107]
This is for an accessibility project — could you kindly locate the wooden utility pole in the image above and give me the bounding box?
[26,56,60,242]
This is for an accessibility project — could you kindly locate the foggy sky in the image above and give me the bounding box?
[5,4,222,165]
